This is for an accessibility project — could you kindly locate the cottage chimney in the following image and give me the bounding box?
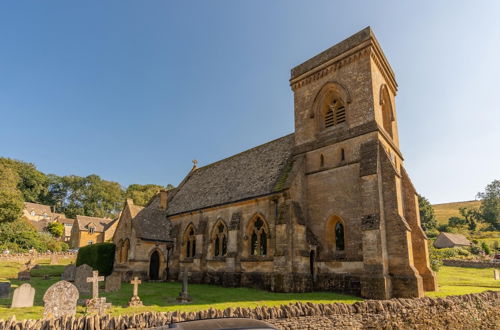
[159,190,168,210]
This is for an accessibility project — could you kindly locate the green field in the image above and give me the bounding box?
[433,200,481,225]
[0,260,498,320]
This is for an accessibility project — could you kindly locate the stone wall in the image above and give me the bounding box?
[443,259,500,268]
[0,291,498,329]
[0,252,76,264]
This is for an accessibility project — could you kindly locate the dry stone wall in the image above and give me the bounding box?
[0,291,498,329]
[0,252,76,264]
[443,259,500,268]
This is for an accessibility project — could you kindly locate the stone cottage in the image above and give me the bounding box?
[70,215,117,248]
[112,27,437,299]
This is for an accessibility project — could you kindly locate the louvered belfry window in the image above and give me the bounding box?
[324,99,346,128]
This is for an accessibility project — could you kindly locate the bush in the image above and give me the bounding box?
[0,218,66,252]
[76,243,115,276]
[481,242,491,255]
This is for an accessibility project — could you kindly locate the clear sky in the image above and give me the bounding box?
[0,1,498,204]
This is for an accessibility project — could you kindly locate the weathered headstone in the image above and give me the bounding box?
[74,264,93,294]
[17,271,30,281]
[10,283,35,308]
[43,281,79,318]
[494,269,500,280]
[105,272,121,293]
[0,282,11,299]
[176,271,192,303]
[128,277,143,307]
[86,271,104,300]
[61,264,76,282]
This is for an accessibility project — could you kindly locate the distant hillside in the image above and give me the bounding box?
[432,200,481,224]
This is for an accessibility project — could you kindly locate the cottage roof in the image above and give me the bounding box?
[167,134,295,216]
[76,215,114,232]
[24,202,51,215]
[439,232,471,246]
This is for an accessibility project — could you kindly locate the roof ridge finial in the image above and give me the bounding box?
[192,159,198,170]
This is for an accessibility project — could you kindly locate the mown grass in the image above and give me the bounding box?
[0,261,498,320]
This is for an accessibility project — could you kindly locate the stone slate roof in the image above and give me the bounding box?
[76,215,114,233]
[434,232,471,248]
[132,194,171,242]
[167,134,295,216]
[24,202,51,216]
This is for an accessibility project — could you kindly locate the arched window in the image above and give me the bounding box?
[335,222,345,251]
[121,239,130,262]
[324,98,346,128]
[380,85,394,138]
[184,225,196,258]
[326,215,346,252]
[249,216,268,256]
[212,220,228,257]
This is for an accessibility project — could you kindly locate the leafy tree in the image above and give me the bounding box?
[0,158,48,203]
[125,184,172,206]
[0,218,66,252]
[448,216,467,228]
[481,242,491,255]
[46,174,124,218]
[477,180,500,230]
[46,222,64,238]
[458,207,481,231]
[418,194,438,232]
[0,163,23,223]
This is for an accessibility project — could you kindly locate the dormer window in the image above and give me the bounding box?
[30,211,36,216]
[88,226,95,234]
[324,99,346,128]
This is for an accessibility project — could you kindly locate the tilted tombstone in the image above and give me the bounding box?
[105,272,121,293]
[43,281,79,318]
[17,271,30,281]
[61,264,76,282]
[0,282,11,299]
[74,264,93,294]
[10,283,35,308]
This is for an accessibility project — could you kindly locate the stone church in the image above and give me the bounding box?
[112,27,437,299]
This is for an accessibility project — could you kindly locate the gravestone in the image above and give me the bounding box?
[17,271,30,281]
[10,283,35,308]
[85,271,111,314]
[105,272,121,293]
[494,269,499,280]
[176,271,192,303]
[43,281,79,318]
[128,277,143,307]
[0,282,11,299]
[61,264,76,282]
[74,264,93,294]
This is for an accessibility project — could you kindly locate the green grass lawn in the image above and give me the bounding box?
[0,261,498,320]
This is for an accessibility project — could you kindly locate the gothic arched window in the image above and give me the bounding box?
[121,239,130,263]
[184,225,197,258]
[335,222,345,251]
[380,85,394,138]
[212,220,228,257]
[249,216,268,256]
[326,215,346,252]
[324,98,346,128]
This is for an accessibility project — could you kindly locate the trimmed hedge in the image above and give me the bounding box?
[76,243,115,276]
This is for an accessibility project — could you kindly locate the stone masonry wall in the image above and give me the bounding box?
[0,291,498,329]
[443,259,500,269]
[0,252,76,264]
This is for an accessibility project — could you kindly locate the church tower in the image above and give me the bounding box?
[289,27,437,299]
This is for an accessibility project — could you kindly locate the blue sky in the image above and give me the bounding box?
[0,1,498,204]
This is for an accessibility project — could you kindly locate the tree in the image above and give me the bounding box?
[418,194,438,232]
[458,207,481,231]
[0,158,48,203]
[125,184,172,206]
[46,222,64,238]
[0,162,23,223]
[477,180,500,230]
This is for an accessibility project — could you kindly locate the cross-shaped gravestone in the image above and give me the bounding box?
[127,277,143,307]
[131,277,141,296]
[176,270,192,303]
[86,271,104,299]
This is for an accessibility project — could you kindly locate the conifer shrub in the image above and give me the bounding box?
[76,243,115,276]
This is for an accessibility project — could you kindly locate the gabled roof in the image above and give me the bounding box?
[76,215,114,232]
[167,134,295,215]
[132,194,171,242]
[24,202,51,215]
[439,232,471,246]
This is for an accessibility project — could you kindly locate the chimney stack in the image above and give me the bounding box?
[159,190,168,210]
